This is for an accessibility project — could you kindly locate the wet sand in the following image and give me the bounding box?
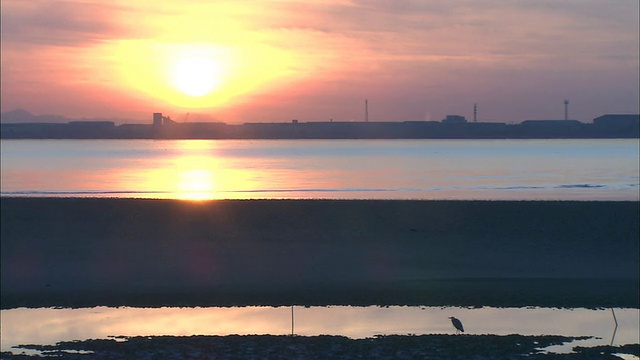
[1,198,638,309]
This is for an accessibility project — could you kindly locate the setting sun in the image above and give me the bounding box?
[172,57,221,97]
[106,40,300,110]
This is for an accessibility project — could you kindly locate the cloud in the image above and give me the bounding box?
[0,1,134,48]
[4,0,636,65]
[255,0,638,68]
[1,0,638,121]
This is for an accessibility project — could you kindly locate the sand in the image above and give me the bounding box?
[1,198,638,309]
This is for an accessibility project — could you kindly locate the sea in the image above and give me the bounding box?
[1,138,638,200]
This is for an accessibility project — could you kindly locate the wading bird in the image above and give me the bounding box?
[449,316,464,334]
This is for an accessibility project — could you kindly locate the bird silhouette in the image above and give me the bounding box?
[449,316,464,334]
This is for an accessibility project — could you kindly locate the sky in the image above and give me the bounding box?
[1,0,638,124]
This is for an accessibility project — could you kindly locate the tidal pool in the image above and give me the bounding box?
[2,306,638,356]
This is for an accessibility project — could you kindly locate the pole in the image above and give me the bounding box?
[365,99,369,122]
[473,103,477,123]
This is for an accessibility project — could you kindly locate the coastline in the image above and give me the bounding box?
[2,114,639,139]
[1,198,638,309]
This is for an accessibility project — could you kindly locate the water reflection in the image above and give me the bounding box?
[130,141,225,200]
[131,140,318,200]
[2,139,638,200]
[1,306,638,354]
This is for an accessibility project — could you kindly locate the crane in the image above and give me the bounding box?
[449,316,464,334]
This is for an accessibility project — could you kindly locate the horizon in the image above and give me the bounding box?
[2,1,639,124]
[3,107,639,126]
[3,107,636,126]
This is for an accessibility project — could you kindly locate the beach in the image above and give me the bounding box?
[1,198,638,309]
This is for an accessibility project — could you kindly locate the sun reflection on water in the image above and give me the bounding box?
[133,140,261,200]
[177,168,215,200]
[2,139,638,200]
[169,149,221,200]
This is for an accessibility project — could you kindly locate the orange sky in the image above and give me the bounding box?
[1,0,638,123]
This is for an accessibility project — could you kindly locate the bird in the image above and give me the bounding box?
[449,316,464,334]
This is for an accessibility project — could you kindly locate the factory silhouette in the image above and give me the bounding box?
[1,108,638,139]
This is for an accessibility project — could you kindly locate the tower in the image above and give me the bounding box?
[473,103,477,123]
[365,99,369,122]
[564,99,569,121]
[153,113,163,128]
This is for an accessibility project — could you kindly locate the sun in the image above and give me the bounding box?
[111,41,297,108]
[172,57,222,97]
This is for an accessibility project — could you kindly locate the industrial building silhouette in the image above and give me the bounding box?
[1,113,638,139]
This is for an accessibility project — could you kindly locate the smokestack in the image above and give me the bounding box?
[473,103,477,123]
[365,99,369,122]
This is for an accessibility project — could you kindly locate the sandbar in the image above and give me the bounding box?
[1,198,638,308]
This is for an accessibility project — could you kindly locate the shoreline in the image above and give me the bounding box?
[7,334,633,360]
[2,198,638,309]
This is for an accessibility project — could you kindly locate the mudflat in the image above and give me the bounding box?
[8,334,633,360]
[1,198,638,308]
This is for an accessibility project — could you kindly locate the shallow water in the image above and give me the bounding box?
[1,139,638,200]
[2,306,638,355]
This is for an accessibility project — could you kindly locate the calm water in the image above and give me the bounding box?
[2,306,638,355]
[1,139,638,200]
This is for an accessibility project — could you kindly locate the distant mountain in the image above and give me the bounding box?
[1,109,72,123]
[0,109,142,125]
[1,109,36,122]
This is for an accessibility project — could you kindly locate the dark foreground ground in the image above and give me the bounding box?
[1,198,638,309]
[3,334,639,360]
